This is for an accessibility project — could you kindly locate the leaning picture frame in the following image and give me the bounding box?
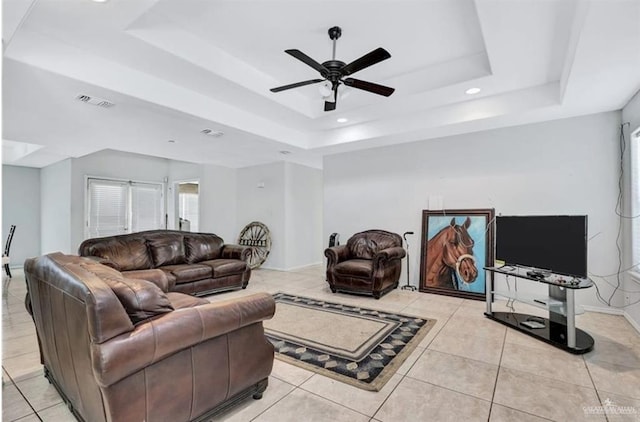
[419,208,495,300]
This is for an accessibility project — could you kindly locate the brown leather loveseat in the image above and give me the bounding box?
[79,230,251,296]
[325,229,406,299]
[24,253,275,422]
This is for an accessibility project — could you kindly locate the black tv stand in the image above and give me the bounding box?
[484,265,594,354]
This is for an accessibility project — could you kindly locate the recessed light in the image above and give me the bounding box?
[279,150,291,155]
[337,118,348,123]
[465,87,481,95]
[91,0,109,3]
[167,140,176,143]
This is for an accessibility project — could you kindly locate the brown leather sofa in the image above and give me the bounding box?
[325,229,406,299]
[24,253,275,422]
[78,230,251,296]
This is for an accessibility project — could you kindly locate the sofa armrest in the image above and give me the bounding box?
[324,245,350,268]
[220,244,251,262]
[83,256,120,271]
[122,269,170,292]
[92,292,275,387]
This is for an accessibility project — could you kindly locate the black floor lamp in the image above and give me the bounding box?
[401,231,416,291]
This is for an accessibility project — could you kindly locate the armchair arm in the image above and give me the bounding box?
[324,245,350,268]
[221,244,251,262]
[91,292,275,387]
[373,246,406,264]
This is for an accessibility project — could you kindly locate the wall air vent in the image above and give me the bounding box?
[75,94,115,108]
[201,129,224,138]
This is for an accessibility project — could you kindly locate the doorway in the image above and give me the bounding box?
[175,181,199,232]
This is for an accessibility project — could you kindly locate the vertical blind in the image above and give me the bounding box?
[87,178,164,238]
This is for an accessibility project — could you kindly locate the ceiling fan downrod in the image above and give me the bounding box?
[328,26,342,60]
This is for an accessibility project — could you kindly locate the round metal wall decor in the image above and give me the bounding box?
[237,221,272,269]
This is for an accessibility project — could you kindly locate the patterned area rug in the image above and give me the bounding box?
[264,293,436,391]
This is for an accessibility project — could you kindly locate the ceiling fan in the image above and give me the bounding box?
[270,26,395,112]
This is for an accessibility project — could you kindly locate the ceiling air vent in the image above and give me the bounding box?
[201,129,224,138]
[75,94,115,108]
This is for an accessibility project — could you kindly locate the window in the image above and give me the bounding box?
[87,178,164,238]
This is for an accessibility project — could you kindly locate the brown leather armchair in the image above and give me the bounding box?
[325,230,406,299]
[24,253,275,422]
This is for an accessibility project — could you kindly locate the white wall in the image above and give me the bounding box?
[199,164,237,243]
[236,162,286,269]
[40,159,72,254]
[622,89,640,328]
[324,112,623,309]
[236,161,323,270]
[284,162,323,269]
[2,165,41,266]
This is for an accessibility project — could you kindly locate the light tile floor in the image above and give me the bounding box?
[3,266,640,421]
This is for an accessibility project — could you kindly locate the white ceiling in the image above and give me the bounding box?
[3,0,640,169]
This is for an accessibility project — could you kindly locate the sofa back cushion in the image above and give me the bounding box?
[101,276,174,324]
[146,233,186,267]
[184,234,224,263]
[347,230,402,259]
[84,237,152,271]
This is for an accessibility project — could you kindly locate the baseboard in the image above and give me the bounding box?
[261,262,322,272]
[285,262,323,272]
[624,311,640,334]
[581,305,625,315]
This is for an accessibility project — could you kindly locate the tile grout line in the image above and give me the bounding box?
[3,367,44,422]
[486,323,508,421]
[367,299,461,420]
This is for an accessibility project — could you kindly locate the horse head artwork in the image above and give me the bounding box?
[426,217,479,290]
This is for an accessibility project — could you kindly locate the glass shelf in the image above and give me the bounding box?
[492,290,585,317]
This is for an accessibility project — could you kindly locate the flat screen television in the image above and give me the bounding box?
[495,215,588,278]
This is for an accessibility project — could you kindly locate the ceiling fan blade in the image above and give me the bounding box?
[324,100,337,112]
[285,49,329,77]
[270,79,325,93]
[341,48,391,76]
[343,78,395,96]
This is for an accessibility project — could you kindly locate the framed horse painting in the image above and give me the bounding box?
[419,208,495,300]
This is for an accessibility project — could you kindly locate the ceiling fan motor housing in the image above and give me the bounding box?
[322,60,346,83]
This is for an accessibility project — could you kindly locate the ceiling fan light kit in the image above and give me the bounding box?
[270,26,395,112]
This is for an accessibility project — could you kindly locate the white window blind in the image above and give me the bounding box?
[131,183,164,232]
[87,178,164,238]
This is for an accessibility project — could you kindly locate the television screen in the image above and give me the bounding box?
[495,215,588,277]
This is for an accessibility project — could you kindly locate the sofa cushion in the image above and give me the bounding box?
[146,234,186,267]
[159,264,212,284]
[166,292,209,309]
[85,238,152,271]
[101,276,174,324]
[335,259,372,278]
[200,259,248,278]
[184,234,224,264]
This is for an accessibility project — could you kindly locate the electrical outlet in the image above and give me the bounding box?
[625,295,631,305]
